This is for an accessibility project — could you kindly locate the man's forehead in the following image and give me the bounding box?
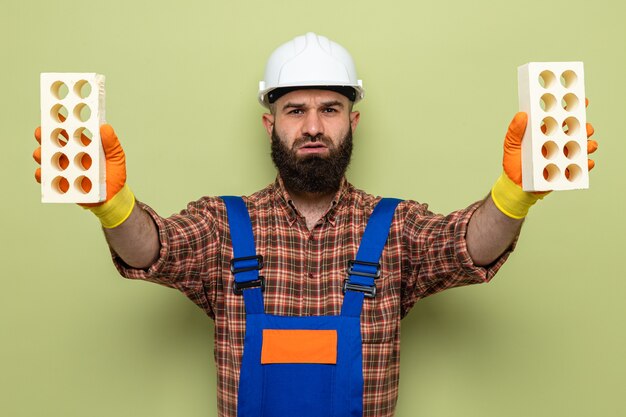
[275,89,350,107]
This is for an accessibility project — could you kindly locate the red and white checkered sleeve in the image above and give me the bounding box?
[400,200,517,314]
[111,198,222,315]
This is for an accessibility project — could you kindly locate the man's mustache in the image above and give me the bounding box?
[292,134,334,149]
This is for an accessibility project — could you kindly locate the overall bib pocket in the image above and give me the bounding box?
[261,329,338,417]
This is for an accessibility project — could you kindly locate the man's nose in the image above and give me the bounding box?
[301,111,324,137]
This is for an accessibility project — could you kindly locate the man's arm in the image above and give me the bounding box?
[103,203,160,269]
[81,125,160,269]
[465,110,597,267]
[466,194,523,266]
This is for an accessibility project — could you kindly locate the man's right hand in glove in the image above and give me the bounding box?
[33,124,134,228]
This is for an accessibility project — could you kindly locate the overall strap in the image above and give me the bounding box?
[221,196,265,314]
[341,198,402,317]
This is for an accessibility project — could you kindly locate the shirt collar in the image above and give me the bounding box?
[272,176,350,227]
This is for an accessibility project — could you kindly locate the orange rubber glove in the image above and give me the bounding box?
[492,100,598,219]
[33,123,135,228]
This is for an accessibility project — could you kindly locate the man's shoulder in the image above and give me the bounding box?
[185,182,276,208]
[344,182,378,208]
[245,181,277,204]
[342,182,425,213]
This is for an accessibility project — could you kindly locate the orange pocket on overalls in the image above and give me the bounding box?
[261,329,337,364]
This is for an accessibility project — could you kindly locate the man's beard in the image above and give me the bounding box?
[271,128,353,195]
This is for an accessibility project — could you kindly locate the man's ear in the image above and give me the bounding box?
[262,113,274,139]
[350,111,360,133]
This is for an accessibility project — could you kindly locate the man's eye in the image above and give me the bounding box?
[288,109,304,114]
[322,108,337,113]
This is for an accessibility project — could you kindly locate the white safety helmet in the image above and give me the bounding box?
[258,32,364,108]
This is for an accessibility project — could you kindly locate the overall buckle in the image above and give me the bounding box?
[343,259,381,298]
[230,255,265,295]
[233,276,265,295]
[342,279,377,298]
[230,255,264,274]
[347,259,381,278]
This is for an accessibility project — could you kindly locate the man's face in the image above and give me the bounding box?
[262,89,360,194]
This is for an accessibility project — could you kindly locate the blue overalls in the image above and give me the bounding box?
[222,196,402,417]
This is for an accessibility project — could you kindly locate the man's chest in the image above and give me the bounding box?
[215,214,405,344]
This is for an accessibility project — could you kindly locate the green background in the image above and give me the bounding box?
[2,0,624,416]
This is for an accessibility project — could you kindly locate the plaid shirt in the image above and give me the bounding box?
[113,177,512,417]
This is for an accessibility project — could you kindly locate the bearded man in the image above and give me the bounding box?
[32,32,597,417]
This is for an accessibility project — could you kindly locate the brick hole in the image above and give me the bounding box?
[51,128,69,147]
[50,81,69,100]
[52,152,69,170]
[540,93,557,112]
[73,103,91,122]
[52,176,69,194]
[541,117,558,136]
[541,141,558,159]
[564,141,581,159]
[562,117,580,137]
[560,70,578,88]
[73,127,93,146]
[75,152,92,170]
[561,93,579,111]
[74,80,92,99]
[51,104,68,123]
[565,164,582,182]
[75,176,92,193]
[542,163,560,182]
[538,70,556,88]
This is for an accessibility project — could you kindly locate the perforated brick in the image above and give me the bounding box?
[40,73,106,203]
[518,62,588,191]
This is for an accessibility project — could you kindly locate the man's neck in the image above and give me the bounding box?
[287,188,336,231]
